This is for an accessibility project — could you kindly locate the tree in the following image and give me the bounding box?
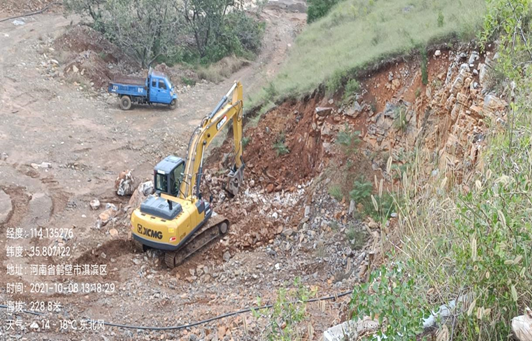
[104,0,183,67]
[64,0,264,67]
[181,0,235,59]
[63,0,107,31]
[65,0,183,67]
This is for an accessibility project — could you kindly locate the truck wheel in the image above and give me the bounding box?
[170,99,177,110]
[120,96,132,110]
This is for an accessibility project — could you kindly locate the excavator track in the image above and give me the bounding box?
[164,214,229,269]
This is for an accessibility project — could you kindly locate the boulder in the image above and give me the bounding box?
[31,162,52,170]
[391,78,401,90]
[115,170,135,196]
[96,204,118,228]
[484,94,507,114]
[316,107,333,117]
[128,181,154,211]
[460,63,471,72]
[321,122,333,136]
[97,208,116,227]
[0,189,12,225]
[323,318,378,341]
[89,199,100,210]
[223,251,231,262]
[468,51,479,65]
[478,63,488,85]
[344,101,363,118]
[512,308,532,341]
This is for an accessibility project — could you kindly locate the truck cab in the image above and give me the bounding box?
[147,72,177,105]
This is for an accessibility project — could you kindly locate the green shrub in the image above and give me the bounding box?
[420,48,428,85]
[273,141,289,156]
[273,132,289,156]
[242,136,251,148]
[181,76,196,86]
[264,82,278,102]
[349,178,373,203]
[345,226,369,250]
[368,192,395,221]
[335,128,361,155]
[307,0,341,23]
[437,10,445,27]
[342,78,361,101]
[348,177,395,220]
[345,78,360,94]
[393,107,408,132]
[253,278,317,341]
[326,69,344,95]
[350,263,428,340]
[64,0,265,67]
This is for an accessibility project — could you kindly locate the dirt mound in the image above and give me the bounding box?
[209,96,330,195]
[243,99,325,191]
[53,25,137,88]
[54,25,125,63]
[75,239,134,266]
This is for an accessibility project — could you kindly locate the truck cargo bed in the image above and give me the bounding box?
[112,76,146,86]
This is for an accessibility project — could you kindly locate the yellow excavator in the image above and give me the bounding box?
[130,82,245,268]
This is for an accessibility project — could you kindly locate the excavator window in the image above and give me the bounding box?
[155,173,168,193]
[171,163,185,196]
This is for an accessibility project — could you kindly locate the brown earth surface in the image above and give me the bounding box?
[0,1,506,340]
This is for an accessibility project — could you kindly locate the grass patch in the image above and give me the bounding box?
[393,106,409,132]
[181,76,196,86]
[248,0,485,109]
[328,184,343,201]
[342,78,361,102]
[345,225,369,250]
[420,47,429,85]
[242,136,251,148]
[335,127,361,155]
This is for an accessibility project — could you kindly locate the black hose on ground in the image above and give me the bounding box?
[0,2,60,23]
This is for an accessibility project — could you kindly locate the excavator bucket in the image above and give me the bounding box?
[224,164,245,197]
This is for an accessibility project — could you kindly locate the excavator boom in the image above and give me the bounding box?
[181,82,244,199]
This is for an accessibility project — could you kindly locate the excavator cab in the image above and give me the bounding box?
[153,155,185,197]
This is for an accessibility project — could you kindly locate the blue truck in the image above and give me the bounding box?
[108,70,177,110]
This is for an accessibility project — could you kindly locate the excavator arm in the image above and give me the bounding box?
[180,81,244,200]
